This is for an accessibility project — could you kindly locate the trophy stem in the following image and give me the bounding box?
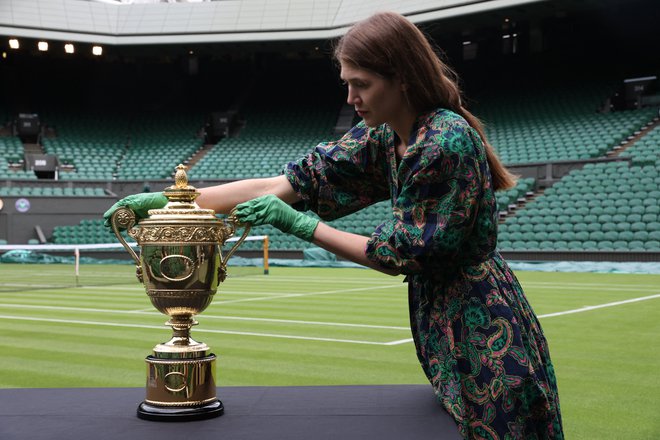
[168,316,196,342]
[153,316,209,354]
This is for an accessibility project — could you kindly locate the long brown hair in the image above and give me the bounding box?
[333,11,516,190]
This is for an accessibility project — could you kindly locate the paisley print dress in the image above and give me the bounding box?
[284,108,563,440]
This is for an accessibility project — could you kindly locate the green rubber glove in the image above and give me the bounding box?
[233,194,319,242]
[103,192,168,228]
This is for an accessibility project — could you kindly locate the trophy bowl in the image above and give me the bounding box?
[111,165,249,421]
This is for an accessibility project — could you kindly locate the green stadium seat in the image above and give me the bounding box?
[589,231,605,241]
[628,241,646,251]
[618,230,634,241]
[553,241,568,250]
[586,222,601,232]
[612,240,628,250]
[561,231,576,241]
[582,240,598,250]
[630,222,647,232]
[567,241,584,250]
[644,240,660,250]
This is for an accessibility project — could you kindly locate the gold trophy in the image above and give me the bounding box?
[111,164,249,421]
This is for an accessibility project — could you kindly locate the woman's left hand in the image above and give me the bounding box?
[232,194,318,241]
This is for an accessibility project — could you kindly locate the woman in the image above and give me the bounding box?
[105,11,563,439]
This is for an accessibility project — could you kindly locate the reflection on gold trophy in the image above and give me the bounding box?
[111,165,249,421]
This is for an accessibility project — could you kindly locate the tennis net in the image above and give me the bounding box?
[0,235,269,292]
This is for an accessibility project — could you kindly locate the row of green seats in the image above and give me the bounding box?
[496,177,535,211]
[498,238,660,251]
[52,219,128,244]
[498,160,660,251]
[0,186,106,197]
[620,125,660,166]
[477,79,658,164]
[0,169,36,180]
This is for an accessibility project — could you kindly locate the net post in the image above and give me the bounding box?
[74,247,80,287]
[263,235,269,275]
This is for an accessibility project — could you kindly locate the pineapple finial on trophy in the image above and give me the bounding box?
[174,164,190,189]
[164,164,197,206]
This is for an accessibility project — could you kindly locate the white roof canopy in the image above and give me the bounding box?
[0,0,548,44]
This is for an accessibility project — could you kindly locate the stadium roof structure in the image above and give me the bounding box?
[0,0,554,45]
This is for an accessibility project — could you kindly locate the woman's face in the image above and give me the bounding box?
[340,62,406,128]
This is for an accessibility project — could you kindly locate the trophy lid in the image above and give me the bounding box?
[145,164,217,221]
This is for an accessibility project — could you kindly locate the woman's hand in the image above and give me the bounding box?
[103,192,168,227]
[232,194,319,241]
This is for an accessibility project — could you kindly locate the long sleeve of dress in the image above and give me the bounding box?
[365,119,498,275]
[284,121,391,220]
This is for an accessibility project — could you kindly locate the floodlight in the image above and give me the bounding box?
[64,43,75,54]
[9,39,19,49]
[92,45,103,56]
[38,41,48,51]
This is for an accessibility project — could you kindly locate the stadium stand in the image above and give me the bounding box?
[114,112,206,180]
[478,83,659,164]
[52,218,118,245]
[40,111,206,181]
[10,79,659,256]
[0,135,33,180]
[192,66,340,180]
[41,112,127,181]
[1,1,658,262]
[498,161,660,252]
[619,124,660,166]
[472,79,660,254]
[495,177,536,217]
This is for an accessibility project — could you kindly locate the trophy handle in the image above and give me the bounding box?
[111,207,142,271]
[224,219,251,264]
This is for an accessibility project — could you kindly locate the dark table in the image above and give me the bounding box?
[0,385,461,440]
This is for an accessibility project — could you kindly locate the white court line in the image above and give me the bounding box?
[537,293,660,319]
[2,293,658,347]
[0,303,409,330]
[225,276,399,285]
[96,283,402,306]
[3,283,652,294]
[375,293,660,346]
[384,338,414,346]
[1,284,142,292]
[216,283,402,305]
[2,276,396,287]
[524,285,656,292]
[0,284,289,296]
[0,315,394,346]
[200,314,409,330]
[2,293,659,346]
[523,281,660,289]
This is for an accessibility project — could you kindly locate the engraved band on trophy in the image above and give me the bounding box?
[111,164,250,421]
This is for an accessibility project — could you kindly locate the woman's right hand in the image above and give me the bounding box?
[103,192,168,228]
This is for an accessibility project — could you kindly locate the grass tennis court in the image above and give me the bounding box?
[1,263,659,439]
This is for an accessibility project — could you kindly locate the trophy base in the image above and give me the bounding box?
[137,399,224,422]
[140,352,221,422]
